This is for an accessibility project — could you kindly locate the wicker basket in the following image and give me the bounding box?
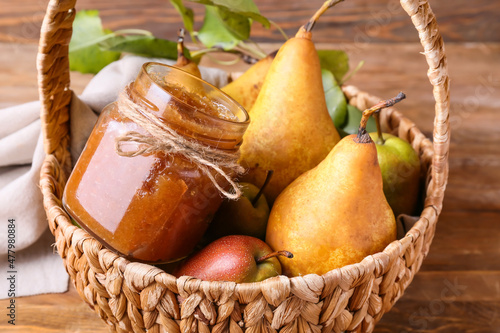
[37,0,450,332]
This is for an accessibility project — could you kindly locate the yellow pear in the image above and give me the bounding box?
[266,93,405,277]
[239,2,344,204]
[221,50,277,112]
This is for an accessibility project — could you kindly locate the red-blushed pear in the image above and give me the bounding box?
[266,93,405,277]
[238,0,344,205]
[174,235,293,283]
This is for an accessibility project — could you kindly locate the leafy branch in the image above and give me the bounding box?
[69,0,277,74]
[69,0,357,84]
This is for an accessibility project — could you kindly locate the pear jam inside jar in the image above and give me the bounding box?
[63,62,249,263]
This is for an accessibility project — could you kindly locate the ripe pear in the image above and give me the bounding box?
[174,235,292,282]
[369,113,421,217]
[266,93,405,277]
[205,182,270,241]
[221,50,277,112]
[239,2,343,204]
[206,171,273,241]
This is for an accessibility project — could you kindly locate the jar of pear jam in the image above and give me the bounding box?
[63,62,249,263]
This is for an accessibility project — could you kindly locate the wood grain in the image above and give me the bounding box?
[0,39,499,331]
[0,0,499,45]
[376,300,500,332]
[420,212,500,272]
[0,1,499,329]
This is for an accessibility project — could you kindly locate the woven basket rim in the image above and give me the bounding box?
[41,83,435,284]
[36,0,450,331]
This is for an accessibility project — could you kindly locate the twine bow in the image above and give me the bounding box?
[114,90,244,199]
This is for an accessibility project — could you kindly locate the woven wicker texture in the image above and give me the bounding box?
[37,0,450,332]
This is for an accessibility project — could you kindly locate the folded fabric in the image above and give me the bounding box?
[0,55,228,299]
[79,56,228,115]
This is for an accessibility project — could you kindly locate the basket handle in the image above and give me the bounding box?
[37,0,76,163]
[399,0,450,214]
[36,0,450,212]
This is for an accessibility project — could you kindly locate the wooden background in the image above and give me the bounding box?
[1,0,500,45]
[0,0,500,332]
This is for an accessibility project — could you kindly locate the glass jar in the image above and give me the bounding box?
[63,62,249,264]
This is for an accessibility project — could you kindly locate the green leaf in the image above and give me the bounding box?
[216,7,251,41]
[100,35,180,60]
[187,0,270,28]
[197,6,240,50]
[340,104,377,137]
[69,10,121,74]
[169,0,195,33]
[321,69,347,128]
[317,49,349,83]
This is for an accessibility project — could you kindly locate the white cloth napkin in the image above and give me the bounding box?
[0,56,228,299]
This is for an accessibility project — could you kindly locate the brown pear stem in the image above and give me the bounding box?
[251,170,274,207]
[356,92,406,143]
[300,0,345,34]
[256,250,294,264]
[176,28,190,67]
[374,113,385,145]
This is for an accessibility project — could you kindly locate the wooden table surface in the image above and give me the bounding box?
[1,0,500,332]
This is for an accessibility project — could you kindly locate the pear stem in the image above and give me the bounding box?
[374,113,385,145]
[177,28,185,57]
[176,28,190,67]
[302,0,345,33]
[256,250,294,264]
[252,170,274,207]
[356,92,406,143]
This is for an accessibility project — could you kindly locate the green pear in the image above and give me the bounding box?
[70,218,81,228]
[174,235,292,282]
[369,132,421,218]
[206,182,270,241]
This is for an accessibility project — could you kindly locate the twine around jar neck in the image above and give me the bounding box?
[114,90,244,200]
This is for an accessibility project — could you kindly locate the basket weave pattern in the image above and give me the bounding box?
[37,0,450,332]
